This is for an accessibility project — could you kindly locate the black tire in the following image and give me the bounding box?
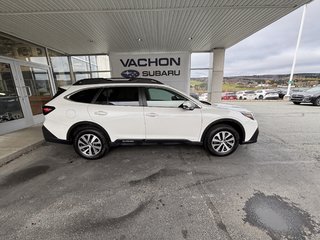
[239,96,243,100]
[205,124,240,157]
[73,128,109,160]
[313,97,320,106]
[259,95,263,100]
[293,102,301,105]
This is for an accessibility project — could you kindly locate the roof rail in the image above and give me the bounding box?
[73,77,163,85]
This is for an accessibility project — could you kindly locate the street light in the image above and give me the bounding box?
[284,4,307,100]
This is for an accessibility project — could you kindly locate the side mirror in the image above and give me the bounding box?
[181,101,195,110]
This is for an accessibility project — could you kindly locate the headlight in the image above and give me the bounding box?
[241,111,255,120]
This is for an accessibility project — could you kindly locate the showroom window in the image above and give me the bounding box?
[48,52,111,87]
[190,53,213,101]
[0,33,48,65]
[48,50,72,87]
[71,55,111,81]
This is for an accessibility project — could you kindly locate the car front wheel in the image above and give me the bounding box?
[313,97,320,106]
[73,128,109,160]
[205,125,240,156]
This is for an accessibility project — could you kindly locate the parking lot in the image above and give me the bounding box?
[0,101,320,240]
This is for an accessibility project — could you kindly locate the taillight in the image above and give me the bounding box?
[42,106,55,115]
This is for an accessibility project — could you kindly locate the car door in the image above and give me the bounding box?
[87,86,145,141]
[143,87,202,141]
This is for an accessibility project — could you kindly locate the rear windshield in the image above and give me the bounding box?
[51,87,66,100]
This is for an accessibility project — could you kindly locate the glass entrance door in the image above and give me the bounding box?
[0,57,54,135]
[0,59,31,134]
[18,64,53,124]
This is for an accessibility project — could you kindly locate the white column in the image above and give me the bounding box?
[209,48,225,103]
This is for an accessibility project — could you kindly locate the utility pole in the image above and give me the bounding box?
[284,4,307,100]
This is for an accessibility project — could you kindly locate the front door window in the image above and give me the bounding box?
[145,87,186,108]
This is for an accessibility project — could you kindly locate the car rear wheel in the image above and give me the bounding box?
[73,128,109,160]
[313,97,320,106]
[205,124,240,156]
[293,102,301,105]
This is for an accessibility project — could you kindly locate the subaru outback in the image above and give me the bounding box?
[42,78,259,160]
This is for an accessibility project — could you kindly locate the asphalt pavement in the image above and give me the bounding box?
[0,101,320,240]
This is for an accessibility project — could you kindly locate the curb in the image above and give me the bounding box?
[0,140,45,168]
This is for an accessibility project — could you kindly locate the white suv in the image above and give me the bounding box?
[42,78,259,160]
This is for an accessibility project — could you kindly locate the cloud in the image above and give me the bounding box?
[224,0,320,76]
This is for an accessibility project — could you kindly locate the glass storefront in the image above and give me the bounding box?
[0,62,24,122]
[48,50,72,87]
[0,32,112,134]
[71,55,111,81]
[190,53,213,101]
[0,33,48,65]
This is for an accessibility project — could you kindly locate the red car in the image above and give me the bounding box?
[221,92,237,100]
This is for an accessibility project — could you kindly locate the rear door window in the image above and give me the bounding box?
[95,87,140,106]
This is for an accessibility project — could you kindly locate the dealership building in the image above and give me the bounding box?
[0,0,311,135]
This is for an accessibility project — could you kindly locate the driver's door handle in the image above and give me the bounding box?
[146,112,158,117]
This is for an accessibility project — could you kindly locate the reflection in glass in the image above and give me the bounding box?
[20,66,52,115]
[48,50,72,87]
[71,55,111,82]
[0,33,48,64]
[71,56,90,72]
[91,72,111,78]
[0,62,24,122]
[75,73,90,81]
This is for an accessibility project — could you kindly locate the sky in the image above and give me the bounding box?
[192,0,320,77]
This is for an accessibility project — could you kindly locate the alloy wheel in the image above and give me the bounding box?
[211,131,235,154]
[77,133,102,157]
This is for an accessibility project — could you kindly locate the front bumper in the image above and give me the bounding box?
[242,128,259,144]
[291,96,315,103]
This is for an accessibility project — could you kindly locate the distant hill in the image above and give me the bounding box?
[223,73,320,86]
[190,73,320,93]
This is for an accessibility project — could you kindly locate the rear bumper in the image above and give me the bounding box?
[42,126,71,144]
[242,128,259,144]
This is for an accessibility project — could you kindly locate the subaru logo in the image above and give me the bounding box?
[121,69,140,78]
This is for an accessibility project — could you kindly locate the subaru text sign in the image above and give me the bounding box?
[110,52,190,93]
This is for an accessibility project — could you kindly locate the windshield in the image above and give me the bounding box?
[306,86,320,93]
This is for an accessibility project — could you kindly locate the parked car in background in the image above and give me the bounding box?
[199,92,208,101]
[277,88,287,99]
[291,85,320,106]
[221,92,237,100]
[236,90,256,100]
[264,90,279,100]
[255,89,279,100]
[190,93,199,100]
